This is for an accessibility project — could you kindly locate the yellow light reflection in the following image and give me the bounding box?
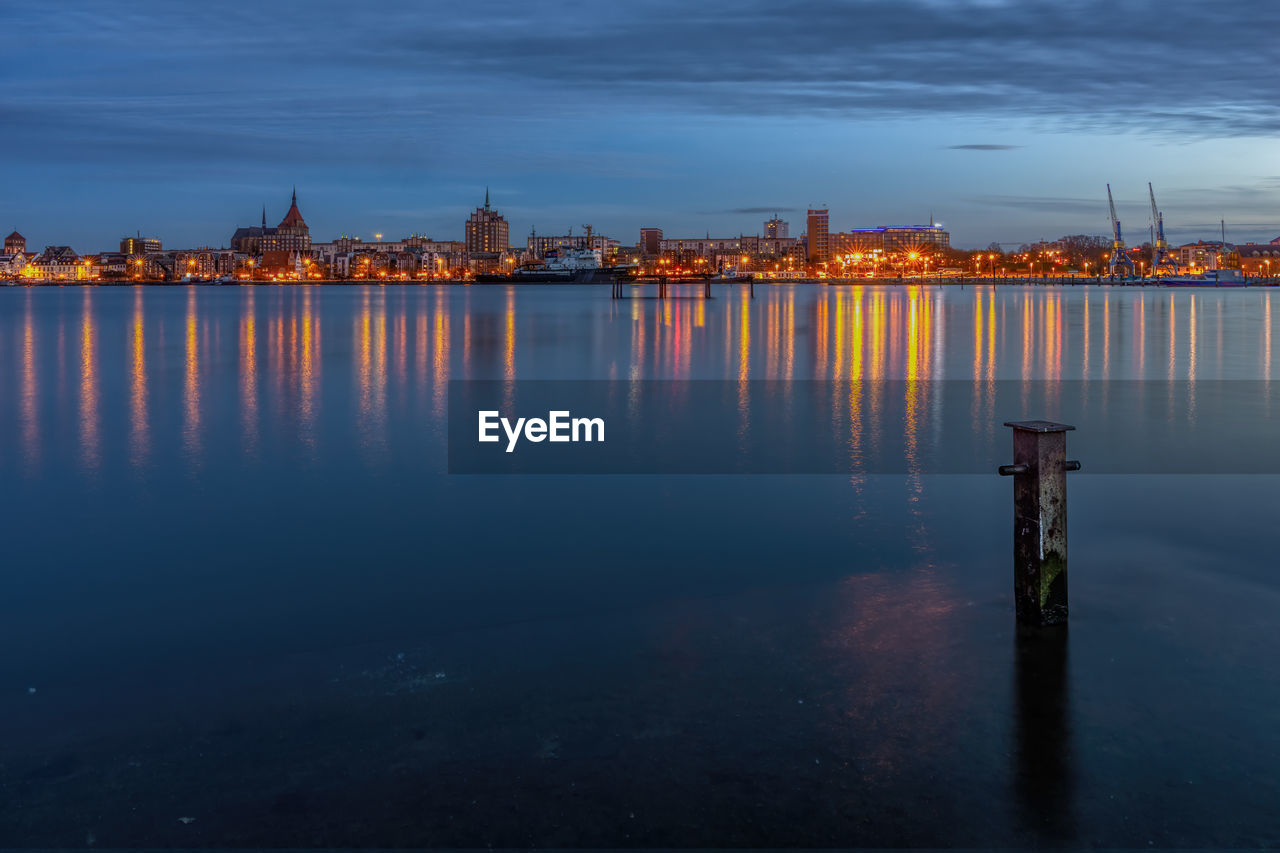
[80,288,99,471]
[130,287,149,467]
[21,291,38,470]
[184,286,201,462]
[241,288,258,454]
[432,287,450,420]
[299,287,318,451]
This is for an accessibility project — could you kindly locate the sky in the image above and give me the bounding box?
[3,0,1279,251]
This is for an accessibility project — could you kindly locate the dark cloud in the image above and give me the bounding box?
[374,0,1280,135]
[2,0,1278,248]
[8,0,1280,142]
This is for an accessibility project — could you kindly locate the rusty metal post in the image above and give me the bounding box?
[999,421,1080,625]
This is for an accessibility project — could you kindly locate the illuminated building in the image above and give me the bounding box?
[764,216,789,239]
[120,235,162,254]
[4,230,26,254]
[806,209,829,263]
[1232,243,1277,276]
[266,189,311,253]
[1177,240,1228,270]
[0,250,26,277]
[464,188,509,254]
[640,227,663,256]
[230,189,312,256]
[29,246,85,280]
[829,225,950,254]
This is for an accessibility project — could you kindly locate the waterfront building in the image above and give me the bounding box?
[170,248,236,279]
[829,225,951,256]
[1177,240,1228,270]
[95,252,129,279]
[120,235,162,254]
[5,230,26,254]
[464,189,509,254]
[230,209,270,255]
[28,246,87,280]
[764,216,789,239]
[655,235,803,271]
[640,227,663,256]
[1234,243,1280,276]
[230,190,313,257]
[311,236,467,278]
[806,209,829,263]
[266,189,312,254]
[0,249,26,277]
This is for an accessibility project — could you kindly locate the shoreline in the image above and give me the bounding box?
[5,276,1279,288]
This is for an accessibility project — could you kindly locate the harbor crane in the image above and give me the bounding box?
[1107,184,1136,277]
[1148,183,1177,275]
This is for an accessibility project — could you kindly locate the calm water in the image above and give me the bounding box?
[1,283,1278,847]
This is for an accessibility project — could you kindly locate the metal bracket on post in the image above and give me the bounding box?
[999,421,1080,626]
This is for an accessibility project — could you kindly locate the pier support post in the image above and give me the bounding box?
[749,278,754,299]
[999,421,1080,625]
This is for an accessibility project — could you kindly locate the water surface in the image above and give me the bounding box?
[1,283,1277,847]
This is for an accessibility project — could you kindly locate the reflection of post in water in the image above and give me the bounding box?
[1012,625,1075,841]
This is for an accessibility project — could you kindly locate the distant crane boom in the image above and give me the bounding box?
[1148,183,1175,275]
[1108,183,1121,242]
[1106,184,1135,277]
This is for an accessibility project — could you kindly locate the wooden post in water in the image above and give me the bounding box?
[998,421,1080,625]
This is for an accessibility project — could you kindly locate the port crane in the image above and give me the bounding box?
[1107,184,1136,277]
[1148,183,1177,275]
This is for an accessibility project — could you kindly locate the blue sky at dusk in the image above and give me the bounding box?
[3,0,1279,251]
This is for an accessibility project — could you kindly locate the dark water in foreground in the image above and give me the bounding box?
[1,283,1279,848]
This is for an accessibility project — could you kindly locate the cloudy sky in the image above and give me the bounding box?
[3,0,1279,250]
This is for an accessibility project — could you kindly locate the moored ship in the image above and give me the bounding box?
[1157,269,1248,287]
[476,247,634,283]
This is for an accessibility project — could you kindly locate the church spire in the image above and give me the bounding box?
[261,205,266,227]
[484,186,490,211]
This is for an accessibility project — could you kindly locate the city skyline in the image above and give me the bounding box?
[4,0,1280,250]
[5,185,1277,260]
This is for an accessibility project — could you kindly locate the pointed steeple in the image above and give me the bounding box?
[484,187,490,211]
[279,189,307,229]
[261,206,266,228]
